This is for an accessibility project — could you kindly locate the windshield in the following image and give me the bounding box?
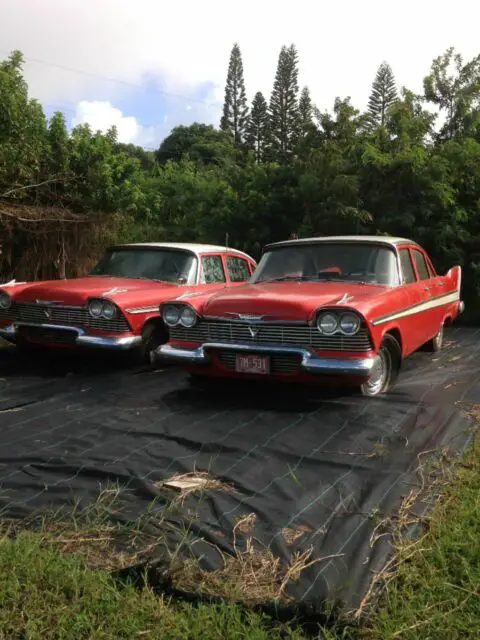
[251,243,400,286]
[90,248,198,284]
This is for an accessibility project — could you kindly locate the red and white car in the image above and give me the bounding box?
[153,236,464,396]
[0,242,256,362]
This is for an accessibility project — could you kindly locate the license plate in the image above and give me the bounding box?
[235,354,270,375]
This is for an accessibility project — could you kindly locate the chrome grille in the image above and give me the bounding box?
[10,303,130,332]
[170,320,373,352]
[217,350,299,374]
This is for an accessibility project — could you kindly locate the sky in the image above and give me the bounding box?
[1,0,479,149]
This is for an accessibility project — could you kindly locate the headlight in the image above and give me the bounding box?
[0,292,11,310]
[339,312,361,335]
[180,306,197,328]
[102,301,116,319]
[89,299,103,317]
[163,304,180,326]
[317,312,338,335]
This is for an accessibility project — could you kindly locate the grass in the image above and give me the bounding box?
[0,440,478,639]
[362,435,480,639]
[0,488,307,639]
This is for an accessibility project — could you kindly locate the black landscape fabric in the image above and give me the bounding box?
[0,327,479,613]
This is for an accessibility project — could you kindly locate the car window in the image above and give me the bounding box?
[252,243,400,286]
[399,249,416,284]
[227,256,250,282]
[412,249,430,281]
[201,255,226,283]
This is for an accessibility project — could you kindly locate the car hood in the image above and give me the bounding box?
[202,281,390,321]
[12,276,181,308]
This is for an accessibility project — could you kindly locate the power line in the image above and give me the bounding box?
[0,48,222,107]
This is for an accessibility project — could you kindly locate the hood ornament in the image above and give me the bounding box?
[1,279,27,287]
[102,287,129,296]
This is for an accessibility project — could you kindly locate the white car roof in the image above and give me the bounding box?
[265,235,418,250]
[115,242,255,261]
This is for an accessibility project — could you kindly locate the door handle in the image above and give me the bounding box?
[423,286,430,292]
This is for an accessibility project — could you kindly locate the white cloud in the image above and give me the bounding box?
[72,101,143,144]
[1,0,479,124]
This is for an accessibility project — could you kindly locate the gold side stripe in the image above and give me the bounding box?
[371,292,460,326]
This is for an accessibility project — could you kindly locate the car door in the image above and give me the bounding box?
[198,253,229,292]
[410,246,440,345]
[397,246,426,351]
[224,254,252,287]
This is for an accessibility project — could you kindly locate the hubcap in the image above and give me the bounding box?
[365,347,390,395]
[434,325,444,348]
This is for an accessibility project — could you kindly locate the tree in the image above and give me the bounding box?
[155,123,236,167]
[220,43,249,145]
[0,50,48,194]
[367,62,399,127]
[245,92,269,163]
[269,44,301,158]
[423,47,480,141]
[298,86,314,131]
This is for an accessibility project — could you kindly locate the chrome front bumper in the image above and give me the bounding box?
[153,342,376,377]
[0,323,142,350]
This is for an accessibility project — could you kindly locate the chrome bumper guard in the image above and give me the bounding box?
[154,342,375,377]
[0,323,142,351]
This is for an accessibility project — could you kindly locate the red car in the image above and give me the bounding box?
[153,236,464,396]
[0,242,256,362]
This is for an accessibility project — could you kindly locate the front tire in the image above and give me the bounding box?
[360,334,402,397]
[127,322,167,366]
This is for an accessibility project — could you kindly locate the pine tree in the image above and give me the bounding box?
[245,92,269,163]
[367,62,398,126]
[269,44,300,157]
[298,86,314,134]
[220,43,249,145]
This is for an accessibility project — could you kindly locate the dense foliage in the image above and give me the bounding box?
[1,46,480,302]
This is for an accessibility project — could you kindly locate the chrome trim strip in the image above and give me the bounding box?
[16,301,83,310]
[0,322,141,350]
[125,306,159,314]
[153,342,375,377]
[202,315,307,325]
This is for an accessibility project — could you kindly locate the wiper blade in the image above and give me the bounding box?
[260,275,317,283]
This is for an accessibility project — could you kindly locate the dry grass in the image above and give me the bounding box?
[346,444,459,622]
[156,470,234,504]
[171,512,342,606]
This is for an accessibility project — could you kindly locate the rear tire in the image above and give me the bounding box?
[360,334,402,397]
[423,323,444,353]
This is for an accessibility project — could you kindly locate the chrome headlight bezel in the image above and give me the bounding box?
[0,291,12,310]
[162,304,181,327]
[316,311,339,335]
[161,303,198,328]
[315,309,362,336]
[88,299,117,320]
[338,312,361,336]
[179,306,198,328]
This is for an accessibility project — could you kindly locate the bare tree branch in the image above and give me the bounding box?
[0,176,74,199]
